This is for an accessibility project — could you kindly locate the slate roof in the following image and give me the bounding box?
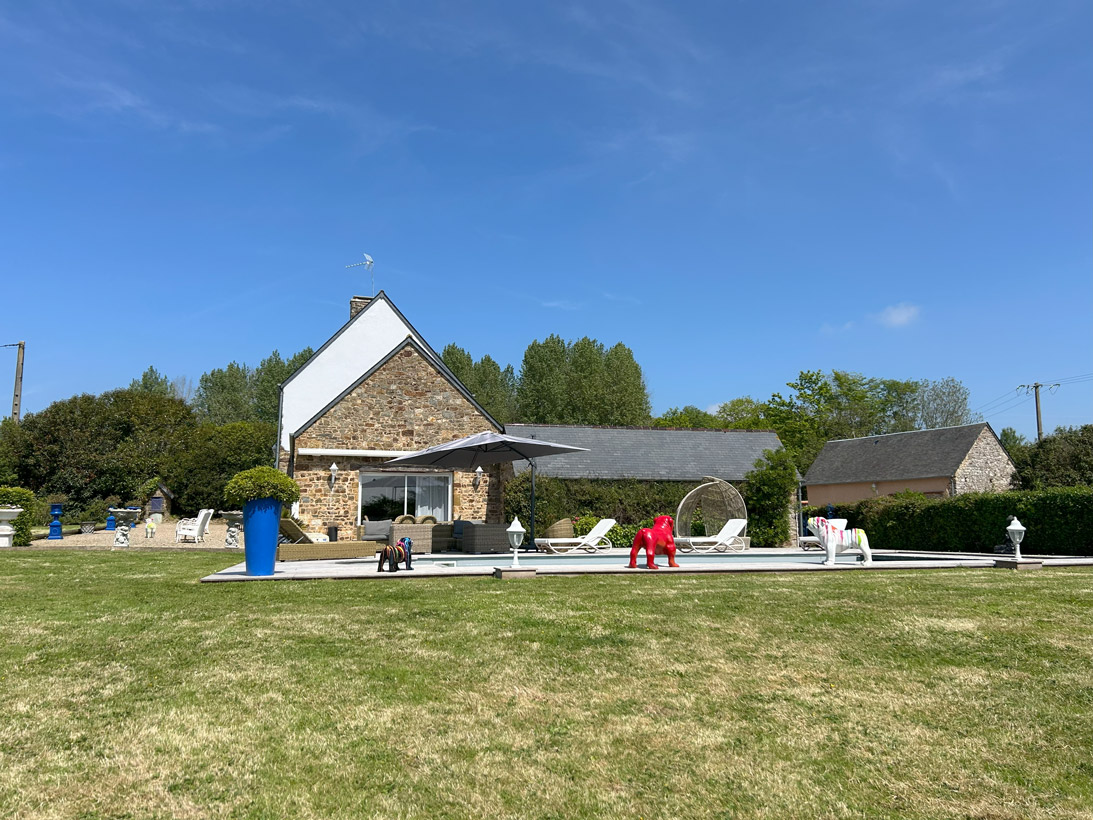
[804,423,992,485]
[505,424,784,482]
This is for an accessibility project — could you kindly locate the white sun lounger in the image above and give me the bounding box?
[534,518,616,553]
[676,518,748,553]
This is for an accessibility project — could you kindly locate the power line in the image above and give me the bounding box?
[1044,372,1093,384]
[1016,381,1066,441]
[972,387,1022,414]
[982,394,1034,422]
[973,372,1091,438]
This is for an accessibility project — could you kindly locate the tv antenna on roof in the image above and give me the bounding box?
[345,253,376,296]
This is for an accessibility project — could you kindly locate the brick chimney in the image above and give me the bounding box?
[349,295,372,319]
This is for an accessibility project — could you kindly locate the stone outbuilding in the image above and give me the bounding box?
[277,293,505,539]
[145,481,174,523]
[803,423,1016,506]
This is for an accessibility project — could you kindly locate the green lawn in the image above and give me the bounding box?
[1,551,1091,819]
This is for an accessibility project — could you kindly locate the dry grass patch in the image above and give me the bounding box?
[1,552,1092,818]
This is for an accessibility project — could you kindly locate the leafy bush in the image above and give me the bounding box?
[1012,424,1093,490]
[10,389,195,513]
[73,496,122,525]
[137,477,162,505]
[804,486,1093,555]
[740,449,798,547]
[167,421,276,514]
[0,486,36,546]
[224,467,300,509]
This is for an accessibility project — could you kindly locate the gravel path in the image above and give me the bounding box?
[29,519,241,551]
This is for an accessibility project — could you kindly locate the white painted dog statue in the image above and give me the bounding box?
[806,517,873,566]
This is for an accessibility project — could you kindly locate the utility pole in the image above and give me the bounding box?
[1017,381,1059,441]
[3,341,23,423]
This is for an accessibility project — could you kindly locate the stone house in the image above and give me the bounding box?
[277,293,504,540]
[803,423,1016,506]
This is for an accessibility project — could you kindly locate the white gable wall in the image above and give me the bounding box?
[279,297,429,451]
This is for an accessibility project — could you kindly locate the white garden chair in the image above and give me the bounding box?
[676,518,748,553]
[534,518,616,553]
[175,508,214,544]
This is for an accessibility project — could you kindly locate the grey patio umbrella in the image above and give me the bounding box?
[384,431,588,548]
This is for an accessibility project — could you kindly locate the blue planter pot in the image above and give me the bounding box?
[242,497,281,576]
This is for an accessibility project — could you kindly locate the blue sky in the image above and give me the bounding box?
[1,0,1090,438]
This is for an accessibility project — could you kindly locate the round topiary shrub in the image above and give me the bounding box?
[223,467,300,509]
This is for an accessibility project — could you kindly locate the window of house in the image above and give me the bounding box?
[358,472,451,522]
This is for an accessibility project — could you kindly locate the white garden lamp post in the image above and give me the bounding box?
[507,517,526,568]
[1006,517,1026,561]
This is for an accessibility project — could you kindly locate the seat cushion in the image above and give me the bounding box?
[362,519,392,540]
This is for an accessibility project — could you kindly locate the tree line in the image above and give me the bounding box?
[0,347,312,522]
[2,329,1084,523]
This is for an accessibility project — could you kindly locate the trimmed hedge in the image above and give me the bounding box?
[503,473,695,534]
[805,486,1093,555]
[0,486,36,546]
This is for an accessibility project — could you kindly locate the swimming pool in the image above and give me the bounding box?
[412,550,875,569]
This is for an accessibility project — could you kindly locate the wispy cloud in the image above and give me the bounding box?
[352,1,715,105]
[820,320,856,335]
[874,303,920,328]
[52,75,219,133]
[204,85,430,150]
[903,55,1009,107]
[540,299,583,311]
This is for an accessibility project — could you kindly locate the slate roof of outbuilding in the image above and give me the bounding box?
[505,424,784,482]
[803,423,991,485]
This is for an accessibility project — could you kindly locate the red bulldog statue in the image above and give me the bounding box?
[629,515,679,570]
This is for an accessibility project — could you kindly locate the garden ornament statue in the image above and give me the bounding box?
[377,537,414,572]
[48,503,63,540]
[629,515,679,570]
[113,523,130,549]
[806,517,873,566]
[0,506,23,548]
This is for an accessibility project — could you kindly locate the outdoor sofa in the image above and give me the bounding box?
[276,518,381,562]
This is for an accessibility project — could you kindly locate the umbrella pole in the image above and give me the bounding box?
[530,460,537,551]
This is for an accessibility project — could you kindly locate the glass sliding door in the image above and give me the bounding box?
[412,475,449,519]
[358,472,451,523]
[358,473,407,521]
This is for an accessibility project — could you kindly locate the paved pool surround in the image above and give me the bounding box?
[200,548,1093,583]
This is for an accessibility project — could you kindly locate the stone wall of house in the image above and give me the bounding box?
[289,344,502,537]
[953,427,1016,495]
[292,455,502,540]
[805,476,952,506]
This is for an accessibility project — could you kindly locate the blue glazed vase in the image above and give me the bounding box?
[242,497,281,576]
